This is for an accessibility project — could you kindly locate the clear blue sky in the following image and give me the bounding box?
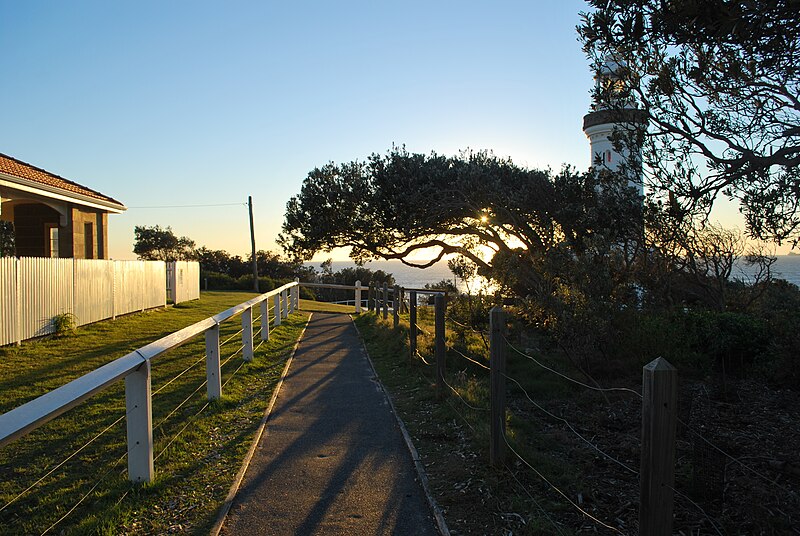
[0,1,759,259]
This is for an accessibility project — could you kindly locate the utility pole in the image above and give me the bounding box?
[248,196,259,293]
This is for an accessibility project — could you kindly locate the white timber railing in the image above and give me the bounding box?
[0,281,301,483]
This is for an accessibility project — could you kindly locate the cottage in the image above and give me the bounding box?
[0,153,125,258]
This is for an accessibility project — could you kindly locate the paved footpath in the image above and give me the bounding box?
[219,312,441,536]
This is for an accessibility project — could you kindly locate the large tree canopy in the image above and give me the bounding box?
[133,225,196,261]
[579,0,800,246]
[280,148,641,295]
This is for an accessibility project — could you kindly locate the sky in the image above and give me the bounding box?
[1,1,775,260]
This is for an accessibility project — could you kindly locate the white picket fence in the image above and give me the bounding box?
[0,258,199,346]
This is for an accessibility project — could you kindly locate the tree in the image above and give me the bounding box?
[280,147,642,297]
[133,225,196,261]
[0,221,14,257]
[579,0,800,246]
[251,250,314,281]
[196,247,248,277]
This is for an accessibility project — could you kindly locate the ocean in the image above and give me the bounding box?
[307,255,800,290]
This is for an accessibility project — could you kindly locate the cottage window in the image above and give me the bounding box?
[47,225,59,258]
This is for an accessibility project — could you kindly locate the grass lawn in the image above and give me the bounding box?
[0,292,345,535]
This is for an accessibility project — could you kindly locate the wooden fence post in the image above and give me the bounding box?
[368,282,374,313]
[294,278,300,311]
[382,282,389,320]
[205,324,222,399]
[242,305,254,361]
[274,294,281,327]
[393,285,400,328]
[409,290,417,361]
[281,290,288,318]
[490,306,507,467]
[355,280,362,313]
[640,357,678,536]
[125,361,154,483]
[435,294,446,398]
[260,299,270,341]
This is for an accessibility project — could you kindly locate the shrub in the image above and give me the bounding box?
[52,312,76,337]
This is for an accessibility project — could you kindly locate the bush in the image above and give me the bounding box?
[202,271,238,290]
[52,312,76,337]
[234,274,278,292]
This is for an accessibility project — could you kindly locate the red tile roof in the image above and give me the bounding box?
[0,152,125,209]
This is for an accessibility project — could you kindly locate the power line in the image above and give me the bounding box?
[127,202,246,209]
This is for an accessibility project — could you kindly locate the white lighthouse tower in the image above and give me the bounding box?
[582,56,646,196]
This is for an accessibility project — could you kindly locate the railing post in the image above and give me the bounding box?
[490,306,507,467]
[409,290,417,362]
[288,286,295,315]
[273,294,282,327]
[205,323,222,399]
[294,279,300,311]
[260,299,270,341]
[640,357,677,536]
[393,284,400,328]
[382,282,389,320]
[355,280,362,313]
[242,305,254,361]
[281,289,288,319]
[125,361,154,483]
[435,293,446,399]
[368,282,374,313]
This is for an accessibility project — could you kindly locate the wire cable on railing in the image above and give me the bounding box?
[677,416,799,499]
[503,372,638,475]
[670,485,725,536]
[40,447,128,536]
[445,398,476,434]
[414,322,431,336]
[220,328,244,348]
[222,361,247,388]
[155,379,208,430]
[415,350,434,366]
[441,375,490,412]
[448,345,490,370]
[154,401,210,462]
[152,354,206,396]
[154,344,248,431]
[504,335,642,398]
[0,412,127,514]
[446,314,490,335]
[501,429,624,534]
[154,353,249,463]
[221,344,246,367]
[504,463,570,536]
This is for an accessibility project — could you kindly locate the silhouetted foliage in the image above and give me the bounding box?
[133,225,196,261]
[579,0,800,246]
[0,221,14,257]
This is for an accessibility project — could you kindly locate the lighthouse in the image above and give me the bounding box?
[582,56,646,196]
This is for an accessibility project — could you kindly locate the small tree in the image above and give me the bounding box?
[0,221,14,257]
[133,225,196,261]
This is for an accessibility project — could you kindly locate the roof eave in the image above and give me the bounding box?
[0,173,127,214]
